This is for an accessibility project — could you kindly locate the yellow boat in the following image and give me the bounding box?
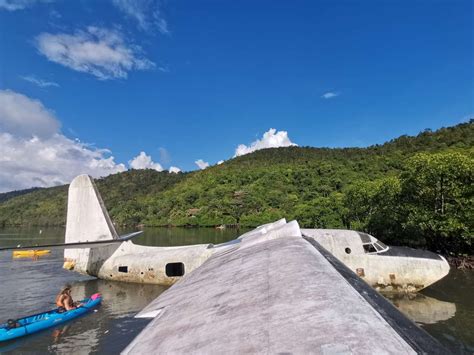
[12,250,51,257]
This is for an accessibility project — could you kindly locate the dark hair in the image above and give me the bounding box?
[7,319,18,329]
[61,285,72,294]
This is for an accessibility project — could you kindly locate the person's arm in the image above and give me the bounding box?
[56,294,66,308]
[64,295,76,311]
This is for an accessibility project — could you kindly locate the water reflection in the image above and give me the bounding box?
[385,293,456,325]
[73,279,168,318]
[133,226,248,246]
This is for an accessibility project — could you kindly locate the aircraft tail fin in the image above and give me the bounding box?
[65,174,118,243]
[64,174,120,274]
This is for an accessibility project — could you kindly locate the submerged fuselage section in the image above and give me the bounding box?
[302,229,450,292]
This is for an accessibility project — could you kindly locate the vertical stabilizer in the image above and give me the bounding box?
[64,175,119,275]
[65,174,118,243]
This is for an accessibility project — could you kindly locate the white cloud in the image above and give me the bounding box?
[195,159,209,170]
[35,26,154,80]
[21,75,59,88]
[0,89,60,138]
[0,0,51,11]
[129,151,163,171]
[234,128,297,157]
[112,0,168,34]
[169,166,181,174]
[0,90,126,192]
[321,92,339,99]
[217,160,224,165]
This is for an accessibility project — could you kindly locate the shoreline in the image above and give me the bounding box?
[1,224,472,269]
[446,255,474,270]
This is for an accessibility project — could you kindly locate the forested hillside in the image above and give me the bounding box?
[0,121,472,254]
[0,187,42,203]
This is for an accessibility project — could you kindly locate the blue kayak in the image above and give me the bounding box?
[0,293,102,342]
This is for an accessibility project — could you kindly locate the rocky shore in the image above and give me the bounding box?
[446,255,474,270]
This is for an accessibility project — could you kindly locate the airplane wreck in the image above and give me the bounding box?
[59,174,449,293]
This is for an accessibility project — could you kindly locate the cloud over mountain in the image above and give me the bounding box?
[195,159,209,170]
[129,151,163,171]
[234,128,297,157]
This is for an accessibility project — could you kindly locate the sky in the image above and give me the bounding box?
[0,0,472,192]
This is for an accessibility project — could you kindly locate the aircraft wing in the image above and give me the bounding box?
[0,231,142,252]
[123,221,443,354]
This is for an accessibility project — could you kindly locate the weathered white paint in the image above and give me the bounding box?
[96,242,215,285]
[238,217,288,239]
[65,174,118,243]
[123,221,419,354]
[239,219,301,248]
[64,174,120,274]
[302,229,450,292]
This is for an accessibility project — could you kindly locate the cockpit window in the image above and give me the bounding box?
[374,243,383,252]
[374,241,388,251]
[363,243,377,253]
[358,232,372,244]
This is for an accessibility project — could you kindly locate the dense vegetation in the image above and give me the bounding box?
[0,121,472,255]
[0,187,42,203]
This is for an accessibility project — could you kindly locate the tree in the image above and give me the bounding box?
[400,152,473,254]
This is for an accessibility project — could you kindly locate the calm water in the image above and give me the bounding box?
[0,227,473,354]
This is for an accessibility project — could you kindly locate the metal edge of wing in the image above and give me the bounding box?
[0,231,143,252]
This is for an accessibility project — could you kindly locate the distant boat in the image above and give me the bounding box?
[12,250,51,258]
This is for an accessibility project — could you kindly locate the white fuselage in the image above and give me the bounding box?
[301,229,450,292]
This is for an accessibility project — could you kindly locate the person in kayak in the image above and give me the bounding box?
[56,285,80,311]
[6,319,20,329]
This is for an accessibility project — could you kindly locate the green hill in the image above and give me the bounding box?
[0,187,43,203]
[0,169,185,227]
[0,121,472,254]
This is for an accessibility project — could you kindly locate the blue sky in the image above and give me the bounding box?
[0,0,472,191]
